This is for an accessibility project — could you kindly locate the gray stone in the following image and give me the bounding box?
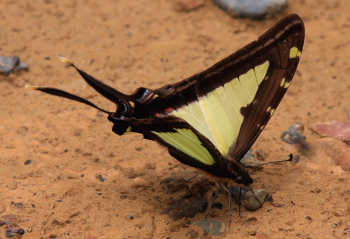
[194,218,225,236]
[240,149,260,168]
[162,196,208,220]
[243,189,273,211]
[213,0,288,20]
[0,56,28,75]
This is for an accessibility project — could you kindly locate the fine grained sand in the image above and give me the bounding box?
[1,1,350,238]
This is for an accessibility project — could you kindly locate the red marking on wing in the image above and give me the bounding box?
[155,108,174,118]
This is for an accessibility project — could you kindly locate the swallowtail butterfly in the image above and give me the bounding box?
[28,14,304,187]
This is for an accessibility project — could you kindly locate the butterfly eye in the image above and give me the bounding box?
[235,176,244,184]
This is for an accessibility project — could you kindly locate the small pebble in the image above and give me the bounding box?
[132,177,151,188]
[213,0,288,20]
[6,226,25,237]
[281,123,306,145]
[98,175,106,182]
[24,159,32,165]
[240,150,260,168]
[212,202,223,210]
[0,56,28,74]
[162,196,208,220]
[243,189,273,211]
[281,123,311,155]
[194,218,225,236]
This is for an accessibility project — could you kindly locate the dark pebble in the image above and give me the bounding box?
[24,159,32,165]
[0,56,28,74]
[227,186,249,202]
[212,202,223,210]
[98,175,106,182]
[15,203,24,207]
[162,196,208,221]
[281,123,306,145]
[6,226,25,237]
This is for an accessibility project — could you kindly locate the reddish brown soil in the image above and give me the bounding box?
[1,1,350,238]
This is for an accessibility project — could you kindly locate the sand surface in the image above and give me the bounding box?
[1,1,350,238]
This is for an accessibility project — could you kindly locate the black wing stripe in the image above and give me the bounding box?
[231,16,304,160]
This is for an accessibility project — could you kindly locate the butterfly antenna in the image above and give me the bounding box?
[258,153,293,166]
[184,173,199,182]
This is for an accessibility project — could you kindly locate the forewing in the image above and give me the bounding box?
[150,14,305,161]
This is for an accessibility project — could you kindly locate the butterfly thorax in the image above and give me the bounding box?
[196,157,253,186]
[225,156,253,185]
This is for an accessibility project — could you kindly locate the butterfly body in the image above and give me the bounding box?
[30,14,305,187]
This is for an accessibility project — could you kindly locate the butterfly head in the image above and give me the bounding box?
[227,161,253,186]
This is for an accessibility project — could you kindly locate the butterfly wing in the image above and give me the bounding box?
[113,14,304,162]
[32,14,304,184]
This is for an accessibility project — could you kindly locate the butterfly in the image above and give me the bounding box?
[27,14,304,187]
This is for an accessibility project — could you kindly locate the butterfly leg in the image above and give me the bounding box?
[224,183,235,228]
[205,182,222,218]
[194,177,209,186]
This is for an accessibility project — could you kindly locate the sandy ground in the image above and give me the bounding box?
[1,0,350,238]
